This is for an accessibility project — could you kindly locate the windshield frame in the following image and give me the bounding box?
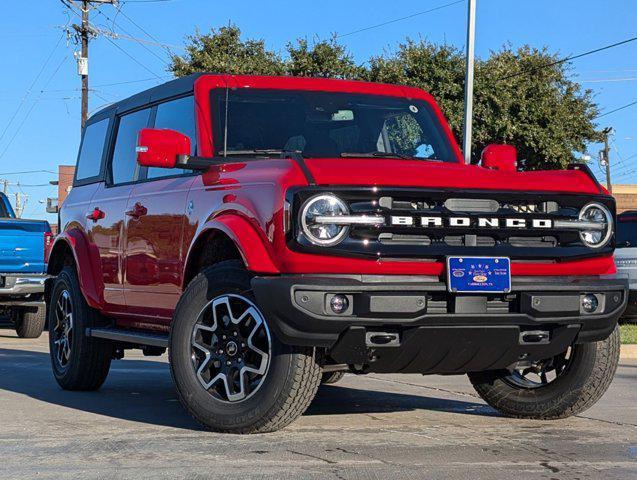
[208,86,463,163]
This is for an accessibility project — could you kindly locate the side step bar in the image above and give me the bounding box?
[87,328,169,348]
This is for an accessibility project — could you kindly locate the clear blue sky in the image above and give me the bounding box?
[1,0,636,221]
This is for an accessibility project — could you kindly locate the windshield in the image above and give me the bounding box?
[211,88,457,162]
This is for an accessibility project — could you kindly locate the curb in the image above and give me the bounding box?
[621,344,637,360]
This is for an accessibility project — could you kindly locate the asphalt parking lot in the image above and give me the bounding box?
[0,325,635,480]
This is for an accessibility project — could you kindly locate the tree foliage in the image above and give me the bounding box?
[170,27,600,170]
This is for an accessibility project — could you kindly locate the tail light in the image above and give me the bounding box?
[44,231,53,264]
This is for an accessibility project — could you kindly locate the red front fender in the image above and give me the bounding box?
[48,229,104,309]
[188,215,280,275]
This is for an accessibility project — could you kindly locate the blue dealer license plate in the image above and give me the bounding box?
[447,257,511,293]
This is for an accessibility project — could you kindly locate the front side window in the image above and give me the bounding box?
[211,89,456,162]
[111,108,151,185]
[76,118,110,181]
[147,96,197,179]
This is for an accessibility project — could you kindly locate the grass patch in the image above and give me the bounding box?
[620,323,637,344]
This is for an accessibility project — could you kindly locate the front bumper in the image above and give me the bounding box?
[252,274,628,374]
[0,274,48,304]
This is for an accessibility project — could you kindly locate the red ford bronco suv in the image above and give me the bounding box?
[47,74,627,433]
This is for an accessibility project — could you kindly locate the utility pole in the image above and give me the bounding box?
[600,127,613,193]
[63,0,117,132]
[14,192,27,218]
[1,179,7,195]
[462,0,477,164]
[80,0,89,130]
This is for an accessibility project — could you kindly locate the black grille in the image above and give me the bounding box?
[290,187,615,261]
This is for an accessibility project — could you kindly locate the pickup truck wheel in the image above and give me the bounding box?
[170,260,322,433]
[468,325,620,419]
[48,267,112,391]
[321,371,346,385]
[13,306,46,339]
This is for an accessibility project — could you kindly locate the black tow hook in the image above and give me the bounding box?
[519,330,550,345]
[366,332,400,347]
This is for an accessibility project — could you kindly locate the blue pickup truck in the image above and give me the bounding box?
[0,192,51,338]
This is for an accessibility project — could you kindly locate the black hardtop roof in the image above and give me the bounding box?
[88,73,206,124]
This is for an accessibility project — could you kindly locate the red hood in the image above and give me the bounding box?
[304,158,603,194]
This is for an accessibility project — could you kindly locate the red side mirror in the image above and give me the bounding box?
[481,144,517,172]
[136,128,191,169]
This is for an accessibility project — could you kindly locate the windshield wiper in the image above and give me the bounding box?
[218,149,302,156]
[340,151,413,159]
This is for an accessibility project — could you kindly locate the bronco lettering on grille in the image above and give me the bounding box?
[390,216,553,229]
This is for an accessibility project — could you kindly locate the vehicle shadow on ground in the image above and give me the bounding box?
[0,345,496,430]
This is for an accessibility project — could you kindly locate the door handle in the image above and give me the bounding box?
[125,203,147,219]
[86,207,105,222]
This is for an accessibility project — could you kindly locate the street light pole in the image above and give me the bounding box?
[462,0,477,164]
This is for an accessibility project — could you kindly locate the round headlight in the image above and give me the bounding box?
[301,194,349,246]
[579,203,612,248]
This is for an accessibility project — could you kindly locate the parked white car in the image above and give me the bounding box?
[615,211,637,322]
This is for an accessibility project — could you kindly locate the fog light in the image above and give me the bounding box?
[581,294,599,313]
[330,294,349,314]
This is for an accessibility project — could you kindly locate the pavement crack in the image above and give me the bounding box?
[367,374,482,400]
[574,414,637,428]
[539,461,561,474]
[287,449,337,465]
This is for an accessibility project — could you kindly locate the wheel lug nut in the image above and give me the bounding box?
[233,331,238,336]
[218,349,223,354]
[222,335,226,340]
[226,361,232,366]
[237,357,242,363]
[241,343,246,348]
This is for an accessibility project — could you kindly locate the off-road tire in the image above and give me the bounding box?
[13,306,46,338]
[321,371,346,385]
[169,260,322,434]
[49,266,112,391]
[468,326,620,419]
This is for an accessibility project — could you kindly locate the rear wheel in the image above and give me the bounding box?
[13,306,46,339]
[48,266,112,391]
[469,326,620,419]
[170,261,322,433]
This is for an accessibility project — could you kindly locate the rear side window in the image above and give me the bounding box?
[76,118,109,181]
[147,96,197,179]
[111,108,151,185]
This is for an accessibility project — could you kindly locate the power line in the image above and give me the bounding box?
[115,2,176,56]
[595,100,637,119]
[102,35,163,79]
[581,76,637,83]
[0,31,65,147]
[335,0,465,39]
[0,56,69,162]
[94,7,173,65]
[93,76,170,87]
[498,34,637,81]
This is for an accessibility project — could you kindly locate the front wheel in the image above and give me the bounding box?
[48,267,112,391]
[169,261,322,433]
[469,326,620,419]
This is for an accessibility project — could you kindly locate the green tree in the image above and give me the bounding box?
[474,46,600,169]
[368,40,600,169]
[170,26,285,76]
[171,29,600,170]
[286,37,365,79]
